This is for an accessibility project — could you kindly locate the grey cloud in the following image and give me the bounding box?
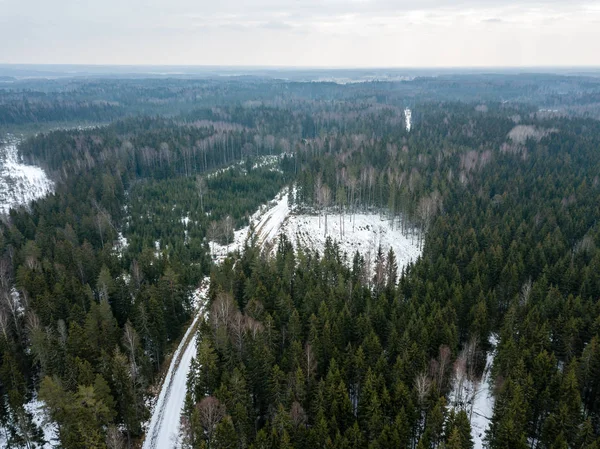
[260,21,294,30]
[0,0,598,66]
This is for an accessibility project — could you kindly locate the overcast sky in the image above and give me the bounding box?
[1,0,599,67]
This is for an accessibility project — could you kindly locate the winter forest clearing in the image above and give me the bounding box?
[146,186,423,449]
[211,188,422,273]
[0,141,54,214]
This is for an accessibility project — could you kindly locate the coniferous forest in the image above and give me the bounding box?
[1,73,600,449]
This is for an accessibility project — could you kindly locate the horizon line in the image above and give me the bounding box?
[2,63,600,70]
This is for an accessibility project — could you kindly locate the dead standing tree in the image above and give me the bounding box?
[315,173,323,228]
[208,221,220,257]
[196,176,207,213]
[417,190,442,249]
[223,215,234,251]
[321,185,332,238]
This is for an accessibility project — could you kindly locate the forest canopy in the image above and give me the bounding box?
[1,74,600,449]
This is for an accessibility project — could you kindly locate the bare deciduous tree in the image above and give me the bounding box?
[304,343,317,382]
[321,185,331,237]
[230,311,246,355]
[211,292,235,349]
[208,221,220,256]
[436,345,452,393]
[1,288,21,338]
[130,259,143,292]
[106,425,126,449]
[315,174,323,228]
[223,216,234,248]
[415,372,431,407]
[452,352,468,407]
[246,316,264,340]
[520,278,533,306]
[0,308,9,341]
[0,256,11,291]
[123,321,139,377]
[290,401,307,428]
[197,396,225,446]
[196,176,207,212]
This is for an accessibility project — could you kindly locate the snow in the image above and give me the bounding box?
[449,334,498,449]
[404,108,412,132]
[0,397,58,449]
[251,154,286,171]
[25,398,59,448]
[113,232,129,258]
[10,287,25,317]
[205,154,285,180]
[280,212,420,268]
[120,272,132,285]
[0,142,54,215]
[210,189,422,272]
[206,161,244,179]
[142,279,209,449]
[189,277,210,311]
[208,191,290,263]
[145,187,421,449]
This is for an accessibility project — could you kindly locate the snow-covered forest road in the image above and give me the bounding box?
[142,292,207,449]
[142,187,422,448]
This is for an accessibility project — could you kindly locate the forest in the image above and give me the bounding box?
[0,74,599,449]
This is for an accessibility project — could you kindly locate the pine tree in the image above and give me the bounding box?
[213,416,238,449]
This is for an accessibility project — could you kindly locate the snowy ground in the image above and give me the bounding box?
[0,138,57,446]
[405,108,412,132]
[448,334,498,449]
[0,397,58,449]
[113,232,129,258]
[143,279,209,449]
[25,399,59,448]
[206,154,285,180]
[211,189,422,272]
[0,142,54,215]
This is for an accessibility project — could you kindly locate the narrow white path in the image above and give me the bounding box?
[143,283,207,449]
[470,335,498,449]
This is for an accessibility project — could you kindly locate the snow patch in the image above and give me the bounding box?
[10,287,25,317]
[449,334,498,449]
[404,108,412,132]
[507,125,555,144]
[206,154,285,180]
[210,189,421,273]
[113,232,129,258]
[0,142,54,215]
[189,277,210,311]
[24,398,59,449]
[0,397,58,449]
[280,212,420,269]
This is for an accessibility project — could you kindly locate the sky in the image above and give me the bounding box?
[1,0,600,67]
